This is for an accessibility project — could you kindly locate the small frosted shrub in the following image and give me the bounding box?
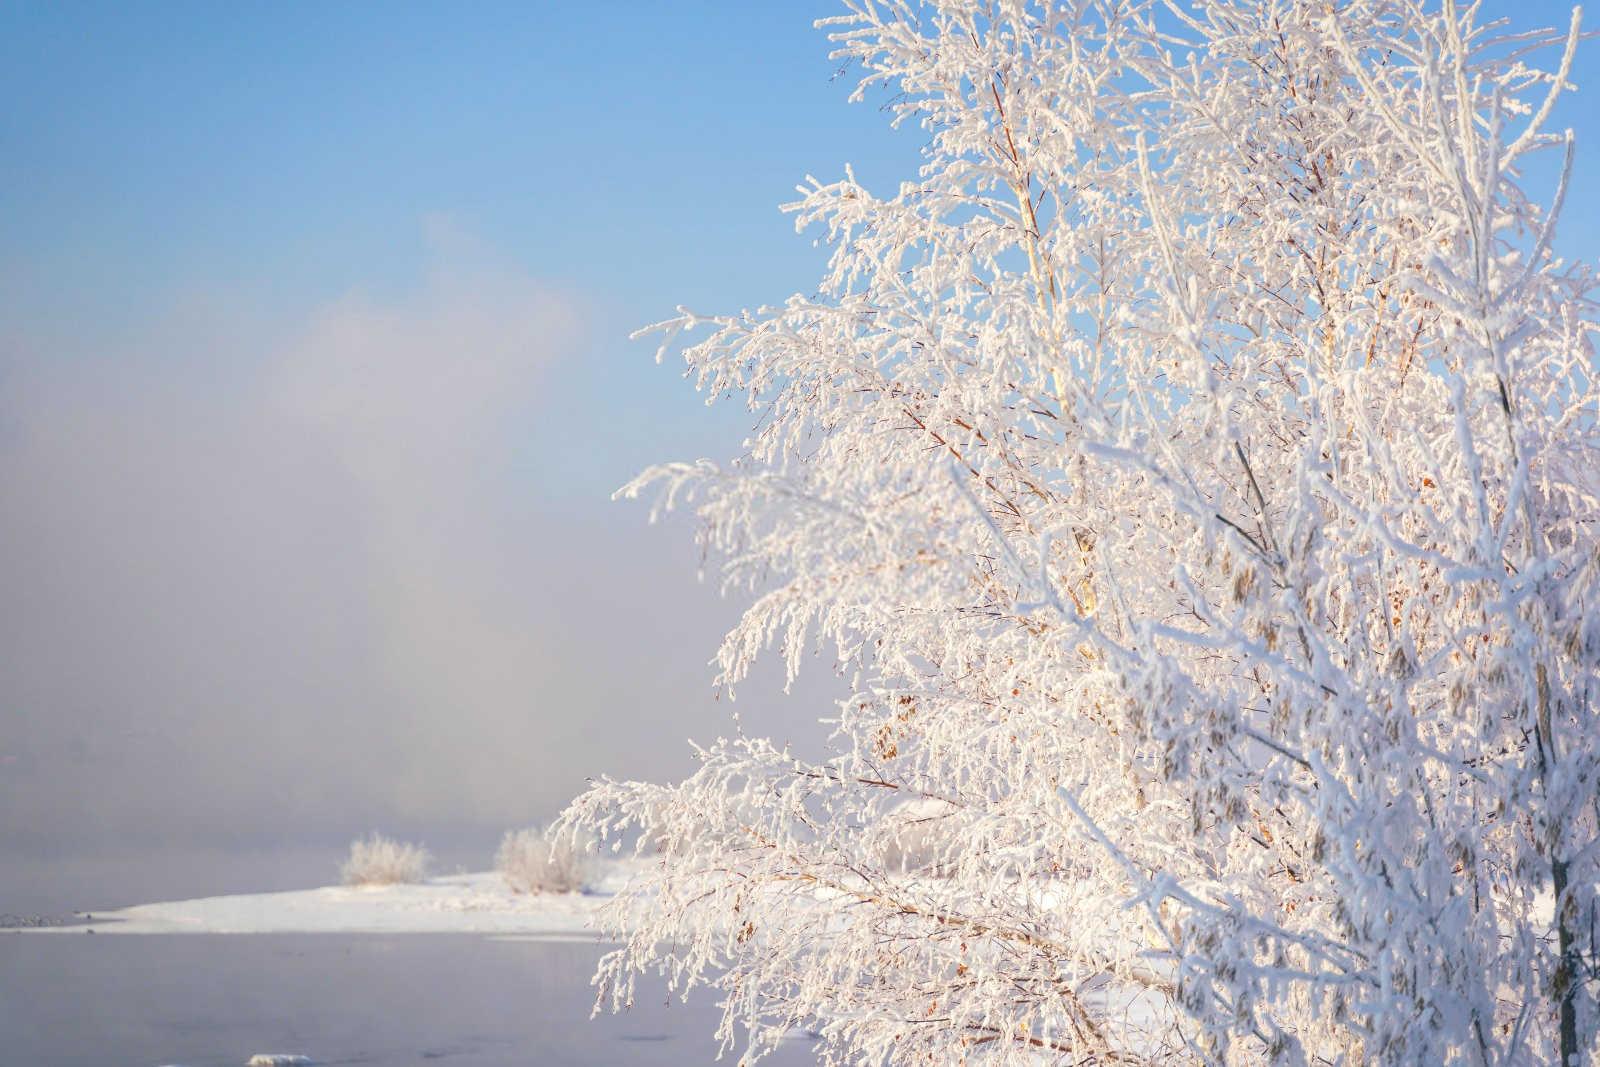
[496,826,588,894]
[340,833,430,886]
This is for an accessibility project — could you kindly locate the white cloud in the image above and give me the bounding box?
[0,225,834,849]
[0,231,585,841]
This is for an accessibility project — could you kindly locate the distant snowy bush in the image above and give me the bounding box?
[495,826,588,894]
[339,834,430,886]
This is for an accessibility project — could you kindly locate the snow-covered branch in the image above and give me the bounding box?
[564,2,1599,1062]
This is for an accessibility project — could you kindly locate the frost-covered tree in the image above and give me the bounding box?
[561,1,1599,1062]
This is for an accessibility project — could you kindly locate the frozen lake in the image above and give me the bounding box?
[1,932,816,1066]
[0,844,816,1066]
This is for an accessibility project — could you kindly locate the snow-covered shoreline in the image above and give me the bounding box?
[18,868,627,938]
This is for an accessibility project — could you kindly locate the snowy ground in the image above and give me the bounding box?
[20,866,635,938]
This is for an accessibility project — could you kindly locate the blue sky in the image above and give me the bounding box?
[0,2,930,509]
[1,1,1595,849]
[1,2,924,848]
[2,1,1592,460]
[1,3,909,330]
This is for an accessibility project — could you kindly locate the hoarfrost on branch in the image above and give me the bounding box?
[562,2,1600,1062]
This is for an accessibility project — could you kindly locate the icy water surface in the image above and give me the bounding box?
[1,932,816,1066]
[0,845,816,1066]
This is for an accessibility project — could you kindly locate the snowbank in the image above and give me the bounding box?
[25,867,637,938]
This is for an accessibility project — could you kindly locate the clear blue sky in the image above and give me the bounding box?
[1,2,1592,434]
[1,2,1595,851]
[0,3,912,330]
[2,1,1592,309]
